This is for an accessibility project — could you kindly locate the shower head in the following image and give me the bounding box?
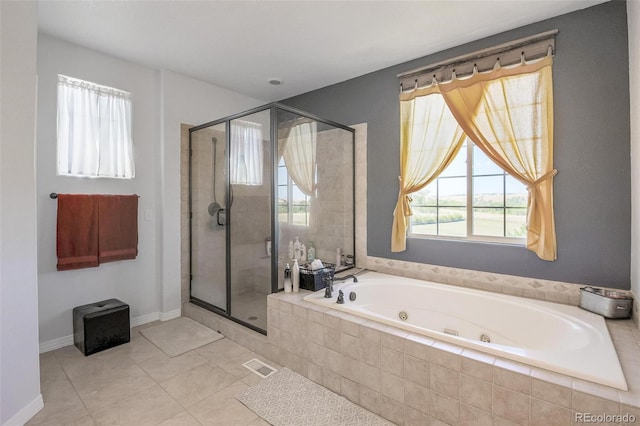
[212,137,217,143]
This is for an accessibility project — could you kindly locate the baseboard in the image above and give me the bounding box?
[129,312,160,328]
[39,310,180,353]
[160,308,181,321]
[39,334,73,354]
[2,393,43,426]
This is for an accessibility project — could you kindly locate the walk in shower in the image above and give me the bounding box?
[189,103,355,334]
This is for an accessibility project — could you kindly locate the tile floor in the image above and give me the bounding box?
[27,321,280,426]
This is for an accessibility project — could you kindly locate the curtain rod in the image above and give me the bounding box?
[397,29,558,79]
[50,193,140,199]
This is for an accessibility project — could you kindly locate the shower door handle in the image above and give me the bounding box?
[217,208,226,226]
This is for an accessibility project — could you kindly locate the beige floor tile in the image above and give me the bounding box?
[188,380,258,426]
[109,335,165,363]
[140,317,223,357]
[68,415,96,426]
[52,344,90,370]
[138,350,209,383]
[197,338,259,377]
[90,384,183,426]
[241,372,265,386]
[60,346,137,382]
[39,352,68,384]
[197,338,254,361]
[157,410,202,426]
[26,378,89,426]
[37,319,393,426]
[160,361,239,408]
[72,364,157,413]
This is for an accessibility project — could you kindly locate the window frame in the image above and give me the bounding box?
[277,159,311,227]
[408,141,527,245]
[56,74,135,179]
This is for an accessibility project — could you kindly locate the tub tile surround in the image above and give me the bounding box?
[184,290,639,426]
[368,256,593,307]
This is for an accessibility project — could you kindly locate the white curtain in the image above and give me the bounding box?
[283,121,317,196]
[57,75,135,178]
[230,120,263,185]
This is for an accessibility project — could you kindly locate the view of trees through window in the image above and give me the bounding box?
[410,141,528,240]
[277,158,310,226]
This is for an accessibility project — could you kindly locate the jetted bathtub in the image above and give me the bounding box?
[303,271,628,390]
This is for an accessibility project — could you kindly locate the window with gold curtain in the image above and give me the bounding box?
[439,56,556,260]
[392,86,466,252]
[395,54,556,261]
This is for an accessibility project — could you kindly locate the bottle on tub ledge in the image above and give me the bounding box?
[307,241,315,262]
[284,263,292,293]
[292,259,300,292]
[294,236,301,262]
[336,248,342,267]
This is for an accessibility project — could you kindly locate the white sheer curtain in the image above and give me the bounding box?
[230,120,263,185]
[57,75,135,178]
[283,121,317,196]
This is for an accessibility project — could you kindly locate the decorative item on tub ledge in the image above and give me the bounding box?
[579,286,633,319]
[299,262,335,291]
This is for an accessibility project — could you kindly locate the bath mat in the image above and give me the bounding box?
[235,368,394,426]
[140,317,223,357]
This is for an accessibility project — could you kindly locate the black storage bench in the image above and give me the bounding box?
[73,299,130,356]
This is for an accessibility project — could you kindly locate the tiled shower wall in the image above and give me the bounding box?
[277,126,355,289]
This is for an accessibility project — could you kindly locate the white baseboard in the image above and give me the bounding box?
[2,393,43,426]
[39,334,74,354]
[129,312,160,328]
[39,309,181,353]
[160,308,181,321]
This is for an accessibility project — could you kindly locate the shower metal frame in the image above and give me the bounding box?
[188,102,356,335]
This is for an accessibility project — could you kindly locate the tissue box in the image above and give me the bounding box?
[579,287,633,319]
[299,263,335,291]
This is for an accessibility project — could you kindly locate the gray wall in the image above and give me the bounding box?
[282,1,631,289]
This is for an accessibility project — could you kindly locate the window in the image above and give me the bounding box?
[393,51,556,259]
[409,141,527,242]
[277,157,311,226]
[57,75,134,178]
[230,120,263,185]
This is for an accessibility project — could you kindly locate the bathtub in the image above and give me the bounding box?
[303,271,628,390]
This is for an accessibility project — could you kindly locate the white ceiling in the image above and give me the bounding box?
[37,0,607,102]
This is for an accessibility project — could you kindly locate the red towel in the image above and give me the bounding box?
[56,194,100,271]
[98,195,138,263]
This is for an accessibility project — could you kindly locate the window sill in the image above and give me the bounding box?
[407,233,525,247]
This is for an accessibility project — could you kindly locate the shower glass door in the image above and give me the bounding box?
[229,109,272,331]
[190,123,227,312]
[189,103,354,336]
